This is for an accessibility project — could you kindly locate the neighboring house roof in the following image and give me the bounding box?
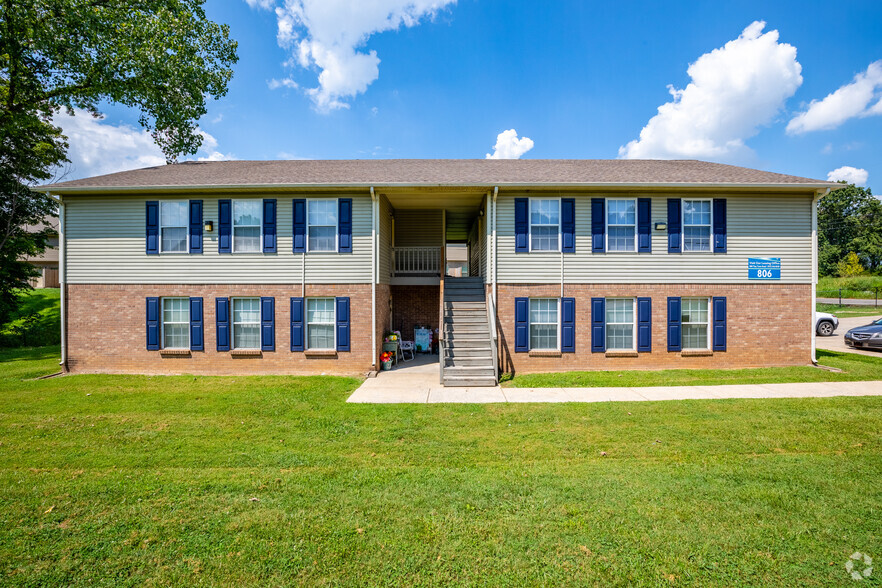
[39,159,840,192]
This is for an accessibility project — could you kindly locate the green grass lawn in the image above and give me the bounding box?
[817,275,882,299]
[0,288,61,347]
[817,303,882,318]
[1,347,881,586]
[503,349,882,389]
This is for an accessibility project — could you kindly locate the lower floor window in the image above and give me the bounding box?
[682,297,710,349]
[606,298,635,350]
[530,298,558,350]
[233,297,260,349]
[162,297,189,349]
[307,298,335,349]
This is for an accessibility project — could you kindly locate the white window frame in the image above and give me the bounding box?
[528,197,562,253]
[605,297,637,351]
[529,297,560,351]
[231,296,261,350]
[306,297,336,350]
[682,199,713,253]
[159,201,189,254]
[681,297,711,350]
[307,199,339,253]
[161,297,190,349]
[232,200,263,254]
[605,198,637,253]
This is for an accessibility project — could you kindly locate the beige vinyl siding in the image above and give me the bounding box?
[393,210,442,247]
[496,193,813,284]
[65,194,373,284]
[378,194,393,283]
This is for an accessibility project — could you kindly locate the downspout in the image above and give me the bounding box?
[811,189,826,365]
[54,192,67,371]
[371,186,377,370]
[492,186,498,320]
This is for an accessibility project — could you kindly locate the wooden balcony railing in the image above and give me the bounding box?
[393,247,441,275]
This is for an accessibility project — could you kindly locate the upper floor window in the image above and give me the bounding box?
[307,298,335,349]
[530,199,560,251]
[607,199,636,252]
[606,298,635,350]
[683,200,711,252]
[162,297,189,349]
[308,200,338,252]
[529,298,559,350]
[232,297,260,349]
[160,201,188,253]
[681,297,710,349]
[233,201,262,253]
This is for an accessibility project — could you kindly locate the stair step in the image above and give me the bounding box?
[444,317,486,324]
[444,301,486,307]
[441,376,497,387]
[444,324,488,333]
[445,357,493,367]
[444,296,486,302]
[444,348,492,357]
[444,339,490,349]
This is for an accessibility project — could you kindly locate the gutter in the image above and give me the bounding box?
[53,192,68,371]
[370,186,377,371]
[810,188,828,365]
[492,186,498,325]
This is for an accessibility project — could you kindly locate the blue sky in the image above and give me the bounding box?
[60,0,882,187]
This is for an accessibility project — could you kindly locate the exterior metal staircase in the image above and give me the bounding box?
[440,277,497,387]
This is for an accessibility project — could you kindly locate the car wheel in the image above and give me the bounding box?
[817,321,835,336]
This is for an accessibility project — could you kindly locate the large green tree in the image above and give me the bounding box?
[0,0,237,324]
[818,183,882,276]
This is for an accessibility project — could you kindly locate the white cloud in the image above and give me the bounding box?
[827,166,868,186]
[53,109,233,179]
[248,0,456,111]
[485,129,534,160]
[268,77,299,90]
[787,60,882,134]
[619,21,802,161]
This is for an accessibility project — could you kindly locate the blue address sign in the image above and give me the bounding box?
[748,257,781,280]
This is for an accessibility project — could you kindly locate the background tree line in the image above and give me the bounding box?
[818,183,882,277]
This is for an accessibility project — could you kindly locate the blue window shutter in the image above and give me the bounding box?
[514,297,529,352]
[290,297,304,351]
[260,297,275,351]
[637,198,652,253]
[189,200,203,254]
[263,199,277,253]
[146,201,159,254]
[293,199,306,253]
[591,297,605,352]
[336,297,350,352]
[667,297,681,352]
[514,198,528,253]
[713,296,727,351]
[146,297,160,350]
[561,297,575,353]
[591,198,605,253]
[667,199,681,253]
[713,198,727,253]
[338,198,352,253]
[218,199,232,254]
[216,297,230,351]
[637,297,652,352]
[189,297,204,351]
[561,198,575,253]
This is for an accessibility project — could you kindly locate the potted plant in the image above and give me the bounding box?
[380,351,394,370]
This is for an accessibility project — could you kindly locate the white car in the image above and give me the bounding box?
[816,312,839,336]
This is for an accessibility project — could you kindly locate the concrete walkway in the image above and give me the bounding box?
[347,354,882,404]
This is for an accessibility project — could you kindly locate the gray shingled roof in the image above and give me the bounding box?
[41,159,838,191]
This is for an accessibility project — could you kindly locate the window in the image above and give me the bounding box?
[232,297,260,349]
[530,199,560,251]
[160,201,188,253]
[307,298,335,349]
[529,298,558,350]
[308,200,338,252]
[607,199,636,252]
[162,297,189,349]
[233,200,262,253]
[681,298,710,349]
[606,298,635,350]
[683,200,712,252]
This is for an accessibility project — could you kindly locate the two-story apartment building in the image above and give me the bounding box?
[42,159,840,386]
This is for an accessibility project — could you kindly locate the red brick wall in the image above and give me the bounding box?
[66,284,376,375]
[495,283,813,374]
[390,285,439,341]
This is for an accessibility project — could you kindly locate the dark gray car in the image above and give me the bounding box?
[844,318,882,351]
